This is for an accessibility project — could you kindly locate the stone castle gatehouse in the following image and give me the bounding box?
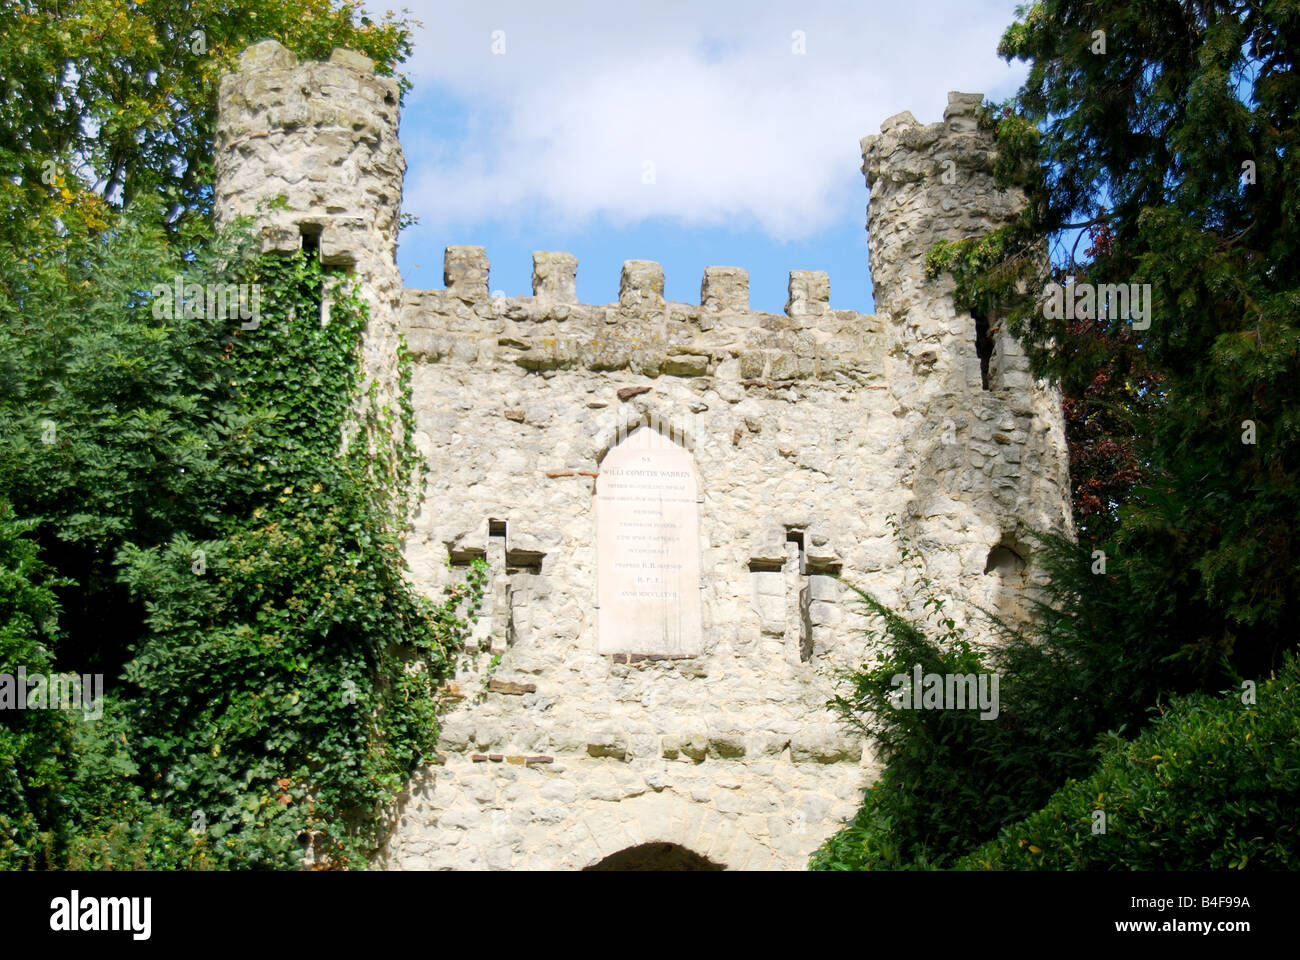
[214,41,1072,870]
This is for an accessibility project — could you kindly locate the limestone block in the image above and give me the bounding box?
[678,732,708,762]
[806,535,841,572]
[319,220,363,268]
[701,266,749,313]
[943,90,983,122]
[807,574,838,602]
[751,570,784,597]
[586,727,627,760]
[748,732,790,757]
[707,730,747,759]
[808,600,841,627]
[749,527,788,565]
[532,251,578,302]
[786,270,830,318]
[663,354,709,377]
[791,724,862,764]
[445,246,490,303]
[537,779,577,803]
[239,39,298,72]
[329,47,375,73]
[437,719,472,752]
[260,224,301,254]
[619,260,664,311]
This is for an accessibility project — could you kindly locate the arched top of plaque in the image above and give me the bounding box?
[595,424,703,657]
[594,409,696,467]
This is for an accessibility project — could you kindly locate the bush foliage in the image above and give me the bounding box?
[959,656,1300,871]
[0,205,483,869]
[811,519,1276,871]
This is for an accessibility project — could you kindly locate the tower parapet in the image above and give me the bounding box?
[862,92,1072,609]
[862,92,1030,393]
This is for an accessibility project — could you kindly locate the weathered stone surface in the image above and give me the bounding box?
[620,260,665,311]
[532,251,578,302]
[217,48,1072,871]
[328,47,374,73]
[791,724,862,764]
[444,246,490,303]
[786,270,830,318]
[701,266,749,314]
[488,678,536,696]
[239,39,298,72]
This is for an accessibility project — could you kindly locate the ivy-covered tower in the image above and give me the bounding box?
[213,39,408,399]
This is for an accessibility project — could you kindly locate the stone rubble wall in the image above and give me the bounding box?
[382,245,1068,869]
[384,261,894,867]
[382,755,868,870]
[214,43,1073,870]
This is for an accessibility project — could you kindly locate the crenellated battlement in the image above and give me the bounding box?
[214,41,405,266]
[420,245,845,319]
[402,247,880,382]
[860,92,1034,395]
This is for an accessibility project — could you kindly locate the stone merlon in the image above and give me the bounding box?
[404,247,861,330]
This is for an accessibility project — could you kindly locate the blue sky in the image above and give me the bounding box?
[392,1,1031,315]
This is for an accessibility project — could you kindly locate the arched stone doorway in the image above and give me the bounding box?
[583,842,724,871]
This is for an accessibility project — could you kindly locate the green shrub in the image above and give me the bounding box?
[811,518,1232,871]
[0,500,73,868]
[1,207,485,869]
[958,654,1300,870]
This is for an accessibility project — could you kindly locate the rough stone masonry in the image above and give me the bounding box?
[214,41,1073,870]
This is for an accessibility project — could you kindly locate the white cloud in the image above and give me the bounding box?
[397,1,1028,241]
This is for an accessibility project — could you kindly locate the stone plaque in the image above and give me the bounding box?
[596,426,703,655]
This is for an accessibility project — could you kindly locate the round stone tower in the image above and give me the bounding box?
[214,39,407,394]
[861,92,1073,623]
[862,91,1029,394]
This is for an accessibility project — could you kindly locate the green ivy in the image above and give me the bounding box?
[0,205,484,869]
[109,243,486,869]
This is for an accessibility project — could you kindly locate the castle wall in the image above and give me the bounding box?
[385,257,890,869]
[214,46,1073,870]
